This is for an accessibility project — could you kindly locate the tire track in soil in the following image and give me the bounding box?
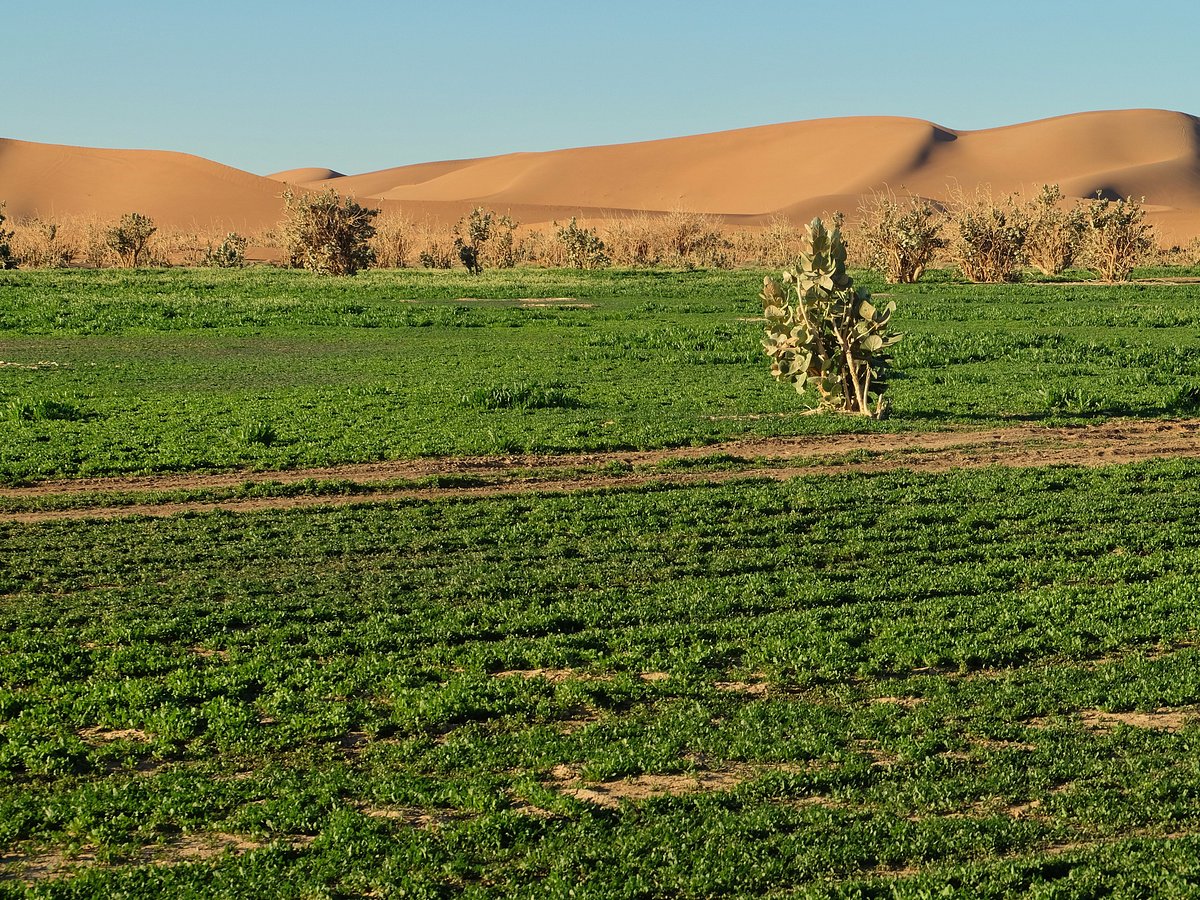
[4,418,1200,523]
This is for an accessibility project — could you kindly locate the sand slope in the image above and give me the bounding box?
[3,110,1199,241]
[0,138,292,231]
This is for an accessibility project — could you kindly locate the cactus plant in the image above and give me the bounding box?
[761,217,900,418]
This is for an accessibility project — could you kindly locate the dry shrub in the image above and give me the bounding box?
[604,213,663,266]
[947,185,1029,282]
[371,212,419,268]
[1024,184,1087,276]
[752,215,804,268]
[280,188,377,276]
[602,210,731,268]
[1082,194,1155,282]
[659,209,732,268]
[1151,237,1200,267]
[856,190,947,283]
[415,222,455,269]
[9,219,76,267]
[515,226,564,267]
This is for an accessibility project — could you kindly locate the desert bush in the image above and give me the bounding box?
[202,233,248,268]
[417,222,455,269]
[947,187,1029,282]
[760,217,900,418]
[105,213,157,268]
[605,214,661,266]
[9,218,76,268]
[1151,237,1200,268]
[453,207,497,275]
[371,213,418,268]
[556,217,609,269]
[661,209,731,268]
[755,215,804,268]
[856,190,946,283]
[1023,184,1088,276]
[1082,194,1155,282]
[486,214,519,269]
[515,227,563,267]
[0,204,18,270]
[280,188,378,276]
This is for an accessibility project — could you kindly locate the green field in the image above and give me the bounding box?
[3,268,1200,482]
[3,268,1200,897]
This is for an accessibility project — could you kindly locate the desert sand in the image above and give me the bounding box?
[2,109,1198,242]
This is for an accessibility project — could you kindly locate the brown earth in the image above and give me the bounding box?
[3,109,1200,241]
[3,418,1200,524]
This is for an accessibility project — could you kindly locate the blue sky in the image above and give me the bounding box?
[8,0,1198,175]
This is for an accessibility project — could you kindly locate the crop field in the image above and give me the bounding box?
[3,267,1200,482]
[4,267,1200,897]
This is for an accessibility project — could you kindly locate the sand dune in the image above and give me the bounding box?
[266,167,345,183]
[2,109,1199,242]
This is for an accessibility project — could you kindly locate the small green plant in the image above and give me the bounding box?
[1042,385,1103,415]
[556,217,610,269]
[280,188,378,276]
[7,396,89,422]
[0,203,16,270]
[202,233,248,268]
[1163,383,1200,415]
[240,421,278,446]
[856,190,946,283]
[761,217,901,418]
[461,382,579,410]
[105,213,157,268]
[1083,194,1155,282]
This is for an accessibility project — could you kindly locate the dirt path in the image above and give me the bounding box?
[4,418,1200,524]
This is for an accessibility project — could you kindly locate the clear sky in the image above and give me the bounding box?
[8,0,1198,176]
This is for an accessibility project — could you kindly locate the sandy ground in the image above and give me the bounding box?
[2,110,1198,240]
[4,418,1200,524]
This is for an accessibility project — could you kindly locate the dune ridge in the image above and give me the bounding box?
[2,109,1199,242]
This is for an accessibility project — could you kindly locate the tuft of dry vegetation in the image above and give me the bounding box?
[280,188,378,276]
[855,189,947,283]
[946,186,1029,283]
[1023,184,1088,276]
[1083,194,1156,282]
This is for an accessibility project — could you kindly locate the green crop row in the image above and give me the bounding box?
[2,461,1200,895]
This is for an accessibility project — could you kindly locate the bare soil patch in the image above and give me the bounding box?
[6,418,1200,523]
[1027,707,1199,733]
[545,761,809,808]
[1,833,313,884]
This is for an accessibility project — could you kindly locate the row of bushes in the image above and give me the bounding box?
[2,188,1197,278]
[857,185,1172,283]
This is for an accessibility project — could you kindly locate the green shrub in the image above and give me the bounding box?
[280,188,378,276]
[556,217,609,269]
[461,382,579,410]
[202,233,248,268]
[760,217,900,418]
[240,421,278,446]
[0,203,15,270]
[105,213,157,268]
[7,396,89,422]
[453,207,496,275]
